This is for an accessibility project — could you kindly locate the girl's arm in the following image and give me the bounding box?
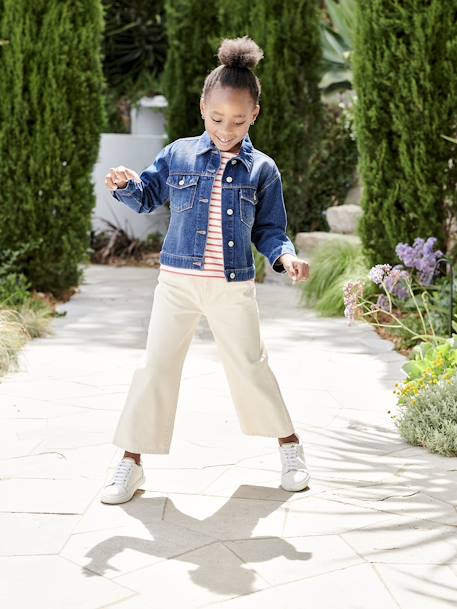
[251,166,297,273]
[111,142,172,214]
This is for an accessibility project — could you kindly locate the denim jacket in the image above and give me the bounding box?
[112,129,297,282]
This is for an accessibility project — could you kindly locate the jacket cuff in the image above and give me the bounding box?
[111,179,142,213]
[111,179,137,197]
[270,245,297,273]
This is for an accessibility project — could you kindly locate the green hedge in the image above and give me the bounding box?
[0,0,106,297]
[353,0,457,267]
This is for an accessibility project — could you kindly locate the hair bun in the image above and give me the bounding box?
[217,36,264,70]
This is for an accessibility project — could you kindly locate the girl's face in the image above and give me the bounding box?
[200,85,260,154]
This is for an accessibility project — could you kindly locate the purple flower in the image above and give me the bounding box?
[368,264,392,285]
[423,237,438,256]
[370,293,391,313]
[384,264,411,300]
[395,236,443,286]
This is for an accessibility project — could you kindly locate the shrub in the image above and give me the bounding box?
[0,0,106,297]
[0,245,35,307]
[393,371,457,457]
[394,337,457,407]
[353,1,457,268]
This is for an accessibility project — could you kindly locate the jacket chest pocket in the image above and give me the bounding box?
[166,174,199,212]
[239,187,258,228]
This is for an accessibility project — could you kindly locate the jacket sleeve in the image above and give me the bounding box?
[251,165,297,273]
[111,142,172,214]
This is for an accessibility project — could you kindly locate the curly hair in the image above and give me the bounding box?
[201,36,264,106]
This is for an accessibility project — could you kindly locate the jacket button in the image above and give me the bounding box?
[230,272,235,279]
[228,240,234,247]
[179,178,185,185]
[227,208,233,215]
[231,159,237,165]
[226,176,233,182]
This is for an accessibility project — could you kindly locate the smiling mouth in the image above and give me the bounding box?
[217,136,233,144]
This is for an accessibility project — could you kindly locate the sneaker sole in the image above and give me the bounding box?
[280,471,311,492]
[100,473,146,505]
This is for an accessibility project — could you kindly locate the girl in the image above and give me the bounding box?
[101,36,311,504]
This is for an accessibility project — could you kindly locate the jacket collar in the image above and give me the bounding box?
[195,130,254,172]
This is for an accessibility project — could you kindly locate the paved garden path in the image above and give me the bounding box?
[2,263,457,608]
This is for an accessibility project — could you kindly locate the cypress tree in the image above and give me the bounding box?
[0,1,105,296]
[161,0,220,142]
[353,0,457,267]
[218,0,323,236]
[217,0,251,42]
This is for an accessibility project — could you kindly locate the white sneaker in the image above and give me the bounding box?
[100,457,145,504]
[279,442,310,491]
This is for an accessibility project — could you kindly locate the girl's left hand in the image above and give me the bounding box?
[279,254,310,283]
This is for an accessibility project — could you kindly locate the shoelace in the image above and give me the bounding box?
[110,459,135,487]
[281,444,304,471]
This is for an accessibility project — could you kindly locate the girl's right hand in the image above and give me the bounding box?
[105,165,141,191]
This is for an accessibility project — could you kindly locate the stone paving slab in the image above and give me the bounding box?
[2,263,457,609]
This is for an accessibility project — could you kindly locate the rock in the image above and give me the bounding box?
[324,204,363,234]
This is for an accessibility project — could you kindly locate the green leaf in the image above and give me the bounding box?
[321,28,348,63]
[441,134,457,145]
[326,0,355,49]
[401,360,424,379]
[412,341,432,359]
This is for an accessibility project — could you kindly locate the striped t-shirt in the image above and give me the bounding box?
[160,149,239,280]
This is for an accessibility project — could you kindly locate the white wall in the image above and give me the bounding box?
[91,98,171,240]
[91,134,170,240]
